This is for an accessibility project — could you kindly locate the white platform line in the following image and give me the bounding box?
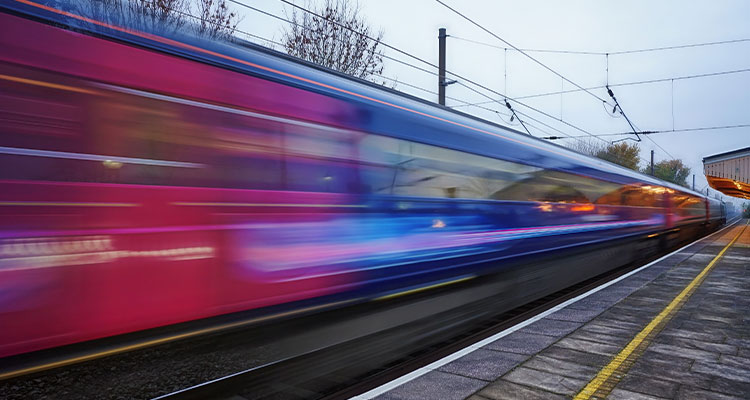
[351,219,742,399]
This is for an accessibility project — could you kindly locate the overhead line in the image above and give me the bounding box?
[629,120,676,160]
[610,38,750,55]
[657,123,750,134]
[455,94,590,145]
[434,0,615,107]
[450,36,603,55]
[645,135,675,160]
[548,123,750,139]
[451,35,750,56]
[453,67,750,107]
[453,81,605,142]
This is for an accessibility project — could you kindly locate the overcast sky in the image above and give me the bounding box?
[236,0,749,208]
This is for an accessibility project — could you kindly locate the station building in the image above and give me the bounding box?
[703,146,750,199]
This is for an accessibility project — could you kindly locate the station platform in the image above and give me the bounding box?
[356,219,749,400]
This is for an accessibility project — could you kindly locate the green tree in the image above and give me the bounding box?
[564,140,640,171]
[595,142,641,171]
[645,159,691,187]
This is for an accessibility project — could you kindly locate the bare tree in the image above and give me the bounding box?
[69,0,188,34]
[68,0,238,39]
[282,0,385,81]
[131,0,190,33]
[195,0,241,40]
[564,139,606,157]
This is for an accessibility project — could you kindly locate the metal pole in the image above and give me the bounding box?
[650,150,654,176]
[692,174,695,191]
[438,28,447,105]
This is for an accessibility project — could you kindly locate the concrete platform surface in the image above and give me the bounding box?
[361,220,749,400]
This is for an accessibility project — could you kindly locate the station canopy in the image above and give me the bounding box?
[703,147,750,200]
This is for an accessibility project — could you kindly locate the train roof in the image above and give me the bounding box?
[3,0,709,199]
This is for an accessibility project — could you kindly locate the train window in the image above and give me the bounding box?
[0,65,84,150]
[359,134,540,199]
[284,124,361,162]
[286,157,359,193]
[282,121,362,193]
[595,184,663,207]
[87,94,211,187]
[356,133,644,205]
[209,112,285,190]
[492,171,583,203]
[0,65,91,183]
[491,170,622,204]
[674,194,705,217]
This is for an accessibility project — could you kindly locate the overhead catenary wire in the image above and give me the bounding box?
[436,1,688,158]
[606,86,641,142]
[544,123,750,139]
[644,135,675,160]
[434,0,615,108]
[459,92,591,145]
[450,35,604,55]
[609,37,750,55]
[452,80,603,142]
[453,67,750,108]
[628,119,676,160]
[450,35,750,56]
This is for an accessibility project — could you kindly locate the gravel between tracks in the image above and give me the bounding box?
[0,328,282,400]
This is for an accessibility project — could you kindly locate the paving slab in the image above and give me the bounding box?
[377,370,486,400]
[437,349,528,381]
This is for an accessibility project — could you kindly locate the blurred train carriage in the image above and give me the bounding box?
[0,0,725,358]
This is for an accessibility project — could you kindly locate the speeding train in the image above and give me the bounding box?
[0,0,725,358]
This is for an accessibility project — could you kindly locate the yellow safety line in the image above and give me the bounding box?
[0,202,138,207]
[0,73,96,94]
[0,299,355,381]
[574,221,748,399]
[375,276,476,301]
[172,202,367,208]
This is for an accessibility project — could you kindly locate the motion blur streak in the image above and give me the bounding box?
[0,145,204,168]
[0,73,96,94]
[0,0,726,360]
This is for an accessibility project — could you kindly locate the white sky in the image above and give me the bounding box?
[233,0,750,208]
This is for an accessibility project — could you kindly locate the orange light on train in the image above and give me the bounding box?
[571,204,595,212]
